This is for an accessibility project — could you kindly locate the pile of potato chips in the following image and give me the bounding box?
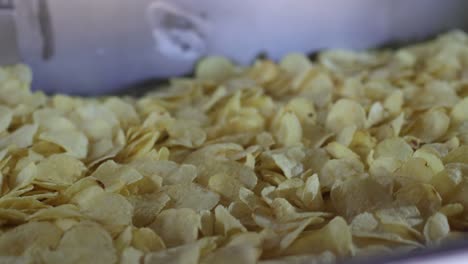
[0,30,468,264]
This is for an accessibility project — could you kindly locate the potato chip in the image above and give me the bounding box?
[0,124,37,149]
[165,183,219,211]
[145,243,200,264]
[196,56,235,81]
[283,217,353,256]
[91,160,142,192]
[128,192,170,227]
[149,208,201,248]
[214,205,247,236]
[201,245,261,264]
[0,221,62,256]
[41,221,117,264]
[80,192,133,234]
[408,108,450,143]
[423,212,450,246]
[35,154,86,188]
[331,178,392,220]
[374,137,413,161]
[39,130,88,159]
[326,99,366,134]
[1,31,468,263]
[121,247,144,264]
[132,227,166,253]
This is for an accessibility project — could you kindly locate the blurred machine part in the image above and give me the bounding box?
[1,0,468,94]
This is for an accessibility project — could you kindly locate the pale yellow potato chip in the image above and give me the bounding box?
[0,124,38,149]
[319,158,365,189]
[214,205,247,236]
[395,157,435,184]
[145,243,200,264]
[35,154,86,188]
[201,245,261,264]
[80,192,133,234]
[408,108,450,143]
[331,178,392,220]
[196,56,235,81]
[0,221,62,256]
[283,217,353,256]
[41,221,117,264]
[128,192,170,227]
[165,182,220,211]
[423,212,450,246]
[326,99,366,134]
[91,160,143,192]
[0,106,12,133]
[271,109,303,147]
[450,97,468,124]
[132,227,166,253]
[374,137,414,161]
[394,183,442,217]
[121,247,144,264]
[149,208,201,248]
[39,130,88,159]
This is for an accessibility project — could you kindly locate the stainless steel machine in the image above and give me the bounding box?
[1,0,468,95]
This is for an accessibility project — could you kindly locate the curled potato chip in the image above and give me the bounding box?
[39,130,88,159]
[326,99,366,134]
[0,124,38,149]
[423,212,450,246]
[0,106,12,133]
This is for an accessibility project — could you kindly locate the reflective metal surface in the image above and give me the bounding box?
[2,0,468,95]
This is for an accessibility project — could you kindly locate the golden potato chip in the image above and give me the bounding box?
[149,208,201,248]
[394,183,442,217]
